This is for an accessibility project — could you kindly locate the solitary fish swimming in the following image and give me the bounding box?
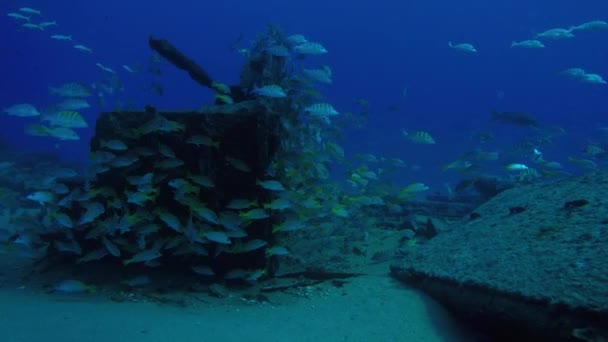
[511,40,545,49]
[491,111,539,127]
[448,41,477,53]
[535,28,574,40]
[252,84,287,98]
[3,103,40,117]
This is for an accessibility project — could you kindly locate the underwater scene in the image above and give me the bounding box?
[1,0,607,341]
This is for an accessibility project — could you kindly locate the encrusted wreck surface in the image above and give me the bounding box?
[391,172,608,341]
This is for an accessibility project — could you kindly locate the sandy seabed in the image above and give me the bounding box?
[0,258,471,342]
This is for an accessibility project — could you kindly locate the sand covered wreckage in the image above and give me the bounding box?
[391,172,608,341]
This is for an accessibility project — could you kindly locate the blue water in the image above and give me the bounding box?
[2,0,607,188]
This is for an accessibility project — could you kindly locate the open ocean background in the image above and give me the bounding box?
[2,0,607,188]
[1,2,608,341]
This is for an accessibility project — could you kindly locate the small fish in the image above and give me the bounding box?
[139,115,184,134]
[19,7,42,16]
[244,269,266,282]
[293,42,328,55]
[191,265,215,276]
[123,248,162,266]
[217,211,244,231]
[491,111,539,127]
[402,130,436,144]
[54,279,95,293]
[252,84,287,98]
[53,181,71,194]
[56,98,90,110]
[186,134,219,148]
[121,275,150,287]
[78,202,105,225]
[303,67,332,83]
[204,231,231,244]
[95,62,115,74]
[505,163,529,171]
[52,168,79,179]
[122,65,137,73]
[41,110,87,128]
[256,179,286,191]
[156,158,184,169]
[77,248,108,263]
[266,45,290,57]
[535,28,574,40]
[22,23,43,31]
[102,236,121,257]
[52,212,73,228]
[134,146,156,157]
[26,191,55,205]
[541,161,563,169]
[188,174,214,188]
[168,178,198,195]
[225,198,257,210]
[7,12,30,22]
[50,34,72,41]
[448,42,477,53]
[110,154,139,168]
[45,126,80,140]
[569,20,608,32]
[568,157,598,170]
[239,208,269,220]
[49,82,91,98]
[157,210,182,232]
[230,239,268,253]
[39,21,58,28]
[54,239,82,255]
[581,73,607,85]
[89,151,116,164]
[100,139,127,151]
[263,198,292,210]
[286,34,308,46]
[266,245,290,257]
[224,268,247,279]
[126,190,156,206]
[158,143,175,158]
[511,40,545,49]
[272,219,305,233]
[400,183,429,197]
[561,68,586,79]
[74,44,93,53]
[214,93,234,104]
[225,156,251,172]
[583,144,606,157]
[443,159,473,171]
[211,81,231,94]
[331,204,349,218]
[195,206,219,225]
[3,103,40,117]
[304,103,339,116]
[127,173,154,186]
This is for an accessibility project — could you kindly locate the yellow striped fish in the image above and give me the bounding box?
[42,110,88,128]
[402,130,435,144]
[304,103,339,116]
